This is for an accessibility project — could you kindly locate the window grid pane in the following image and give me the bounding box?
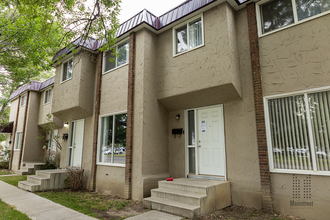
[296,0,330,21]
[268,96,313,170]
[189,19,202,49]
[105,50,116,72]
[117,42,129,67]
[176,25,188,54]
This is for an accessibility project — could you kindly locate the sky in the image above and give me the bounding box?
[118,0,185,23]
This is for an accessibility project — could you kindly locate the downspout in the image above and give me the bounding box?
[90,52,103,191]
[246,2,274,213]
[18,91,30,170]
[124,32,135,199]
[9,97,21,170]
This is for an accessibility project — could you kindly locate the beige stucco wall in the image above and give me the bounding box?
[11,150,20,171]
[9,99,18,122]
[38,87,63,128]
[259,12,330,219]
[52,51,96,122]
[132,29,169,200]
[224,8,262,209]
[95,165,125,197]
[22,92,44,163]
[156,2,242,111]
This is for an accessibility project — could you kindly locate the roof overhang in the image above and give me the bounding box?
[0,122,14,134]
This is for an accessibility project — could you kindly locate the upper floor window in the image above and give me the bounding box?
[20,94,26,107]
[61,58,73,82]
[258,0,330,35]
[173,14,204,56]
[265,89,330,175]
[103,40,129,74]
[44,89,51,104]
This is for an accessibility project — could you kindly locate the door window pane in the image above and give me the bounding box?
[189,148,196,174]
[188,110,195,146]
[261,0,294,33]
[268,96,313,170]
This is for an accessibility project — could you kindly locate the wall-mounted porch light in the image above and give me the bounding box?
[64,122,69,128]
[175,114,180,120]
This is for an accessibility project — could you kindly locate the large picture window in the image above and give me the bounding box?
[61,58,73,82]
[14,132,22,150]
[265,90,330,174]
[98,113,127,165]
[258,0,330,34]
[173,14,204,56]
[103,40,129,74]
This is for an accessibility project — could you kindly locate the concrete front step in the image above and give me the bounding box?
[151,188,207,206]
[18,169,68,192]
[143,178,231,219]
[14,162,45,175]
[143,197,200,219]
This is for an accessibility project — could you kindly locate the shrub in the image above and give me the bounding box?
[0,161,9,169]
[65,167,84,191]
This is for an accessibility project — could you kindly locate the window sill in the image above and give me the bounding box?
[43,102,51,106]
[173,44,205,58]
[60,77,72,84]
[14,149,20,151]
[271,169,330,176]
[103,63,129,75]
[259,10,330,38]
[96,162,125,168]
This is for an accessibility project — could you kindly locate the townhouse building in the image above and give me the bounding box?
[3,0,330,219]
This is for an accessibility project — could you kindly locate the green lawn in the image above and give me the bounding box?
[0,199,30,220]
[36,191,131,218]
[0,171,14,175]
[0,175,27,187]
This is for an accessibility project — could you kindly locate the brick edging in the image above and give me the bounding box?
[9,96,21,170]
[246,2,274,213]
[90,52,103,191]
[18,91,30,170]
[124,32,135,199]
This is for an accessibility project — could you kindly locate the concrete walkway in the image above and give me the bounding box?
[0,180,97,220]
[126,210,182,220]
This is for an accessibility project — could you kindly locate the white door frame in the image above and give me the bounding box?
[66,119,85,167]
[185,104,227,181]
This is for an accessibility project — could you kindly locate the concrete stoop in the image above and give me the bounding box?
[18,169,68,192]
[143,178,231,219]
[14,162,45,175]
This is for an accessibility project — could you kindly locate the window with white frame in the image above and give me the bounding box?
[20,95,26,107]
[258,0,330,34]
[61,58,73,82]
[98,113,127,165]
[265,90,330,173]
[173,14,204,55]
[44,89,51,104]
[103,40,129,73]
[14,132,22,150]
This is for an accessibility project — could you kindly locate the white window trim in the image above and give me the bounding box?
[97,110,127,167]
[43,88,51,105]
[20,94,27,107]
[172,13,204,57]
[60,57,74,84]
[256,0,330,37]
[102,38,130,75]
[264,85,330,176]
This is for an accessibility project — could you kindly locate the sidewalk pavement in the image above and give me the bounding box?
[126,210,182,220]
[0,180,97,220]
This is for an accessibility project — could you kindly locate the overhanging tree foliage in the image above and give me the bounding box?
[0,0,121,127]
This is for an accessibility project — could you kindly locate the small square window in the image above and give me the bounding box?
[103,40,129,74]
[44,89,51,104]
[173,14,204,56]
[14,132,22,150]
[61,58,73,82]
[20,95,27,107]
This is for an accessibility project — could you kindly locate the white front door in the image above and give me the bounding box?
[68,119,84,167]
[186,105,226,177]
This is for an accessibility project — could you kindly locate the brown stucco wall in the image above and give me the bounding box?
[52,51,96,122]
[131,29,169,200]
[156,3,242,111]
[22,91,44,163]
[259,12,330,219]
